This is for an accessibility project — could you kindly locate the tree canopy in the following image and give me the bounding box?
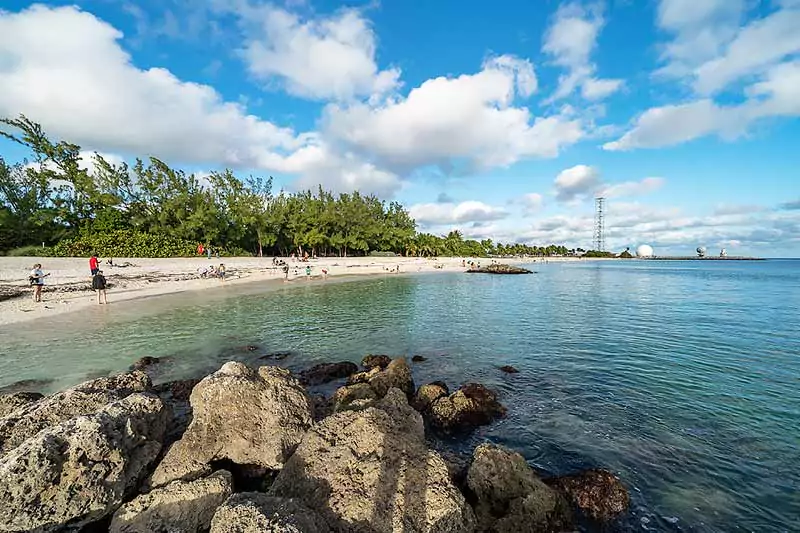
[0,116,577,258]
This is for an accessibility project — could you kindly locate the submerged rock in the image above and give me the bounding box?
[547,469,630,522]
[0,393,169,532]
[466,443,572,532]
[109,470,232,533]
[130,356,160,371]
[0,378,54,395]
[269,388,475,532]
[299,361,359,386]
[412,355,428,363]
[466,263,533,274]
[361,354,392,369]
[499,365,519,374]
[0,391,44,418]
[428,383,507,434]
[210,493,327,533]
[148,362,312,488]
[0,371,151,455]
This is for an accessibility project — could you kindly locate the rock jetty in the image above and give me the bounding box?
[0,356,630,532]
[466,264,533,274]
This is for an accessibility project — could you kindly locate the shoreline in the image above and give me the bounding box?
[0,256,580,327]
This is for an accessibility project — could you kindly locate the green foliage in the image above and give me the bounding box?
[4,245,53,257]
[369,251,399,257]
[583,250,617,258]
[0,115,581,258]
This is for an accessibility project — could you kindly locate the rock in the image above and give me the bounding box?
[346,366,381,386]
[466,264,533,274]
[367,357,415,398]
[412,355,428,363]
[152,378,200,402]
[130,356,160,371]
[466,444,571,532]
[299,361,359,386]
[269,388,475,532]
[547,469,630,522]
[332,382,379,412]
[148,362,313,488]
[0,392,43,418]
[361,354,392,369]
[210,493,327,533]
[258,351,295,361]
[499,365,519,374]
[428,383,507,434]
[411,382,450,413]
[0,393,169,532]
[0,378,53,395]
[0,371,151,455]
[109,470,233,533]
[310,394,333,422]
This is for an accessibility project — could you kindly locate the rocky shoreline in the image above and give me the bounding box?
[0,356,629,532]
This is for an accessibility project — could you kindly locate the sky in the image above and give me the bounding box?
[0,0,798,257]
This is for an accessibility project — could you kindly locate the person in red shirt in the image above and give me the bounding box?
[89,254,99,276]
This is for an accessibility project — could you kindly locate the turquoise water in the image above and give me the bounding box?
[1,260,799,531]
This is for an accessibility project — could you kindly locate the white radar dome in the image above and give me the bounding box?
[636,244,654,258]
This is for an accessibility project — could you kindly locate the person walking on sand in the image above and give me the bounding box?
[282,264,290,282]
[92,269,108,305]
[89,253,100,276]
[29,263,49,303]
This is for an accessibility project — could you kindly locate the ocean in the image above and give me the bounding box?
[1,259,798,531]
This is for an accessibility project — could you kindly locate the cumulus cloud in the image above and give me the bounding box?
[517,193,544,213]
[237,5,401,100]
[604,60,800,150]
[323,55,583,173]
[599,177,664,198]
[542,2,623,101]
[554,165,601,202]
[408,200,508,226]
[780,198,800,210]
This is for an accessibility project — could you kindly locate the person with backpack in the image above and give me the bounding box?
[92,270,108,304]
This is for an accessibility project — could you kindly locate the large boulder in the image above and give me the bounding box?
[0,393,169,532]
[332,382,379,412]
[411,382,449,413]
[547,469,630,522]
[109,470,233,533]
[210,493,327,533]
[148,362,313,488]
[0,371,151,455]
[0,392,43,418]
[269,388,475,533]
[332,357,416,413]
[428,383,506,434]
[361,354,392,369]
[465,444,571,532]
[299,361,358,386]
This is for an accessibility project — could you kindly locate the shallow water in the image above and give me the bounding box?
[1,260,799,531]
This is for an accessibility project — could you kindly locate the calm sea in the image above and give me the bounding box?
[1,259,798,532]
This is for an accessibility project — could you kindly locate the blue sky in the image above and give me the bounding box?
[1,0,798,256]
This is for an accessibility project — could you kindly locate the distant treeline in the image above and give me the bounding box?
[1,115,573,258]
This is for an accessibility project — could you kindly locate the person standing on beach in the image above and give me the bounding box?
[305,265,312,280]
[89,254,99,276]
[207,245,212,259]
[322,268,328,280]
[92,270,108,304]
[282,264,290,282]
[29,263,49,302]
[219,263,226,282]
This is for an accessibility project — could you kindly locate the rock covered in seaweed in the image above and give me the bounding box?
[210,493,327,533]
[332,357,416,413]
[269,388,475,532]
[148,362,313,488]
[427,383,507,434]
[361,354,392,369]
[547,468,630,522]
[0,392,43,418]
[0,371,151,455]
[466,264,533,274]
[299,361,359,385]
[0,393,169,532]
[110,470,233,533]
[466,443,572,532]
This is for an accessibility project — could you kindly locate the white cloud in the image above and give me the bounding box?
[693,6,800,94]
[600,177,664,198]
[554,164,601,202]
[542,2,623,101]
[237,5,401,101]
[408,200,508,226]
[519,193,544,213]
[323,55,583,172]
[605,60,800,150]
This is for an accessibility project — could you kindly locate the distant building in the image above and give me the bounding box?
[636,244,654,258]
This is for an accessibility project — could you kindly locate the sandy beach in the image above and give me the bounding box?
[0,255,580,327]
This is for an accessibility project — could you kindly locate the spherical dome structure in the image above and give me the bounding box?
[697,246,707,257]
[636,244,654,258]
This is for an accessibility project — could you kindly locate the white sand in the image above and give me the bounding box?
[0,255,579,326]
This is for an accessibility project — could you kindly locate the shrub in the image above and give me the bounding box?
[4,245,53,257]
[51,231,198,258]
[368,251,399,257]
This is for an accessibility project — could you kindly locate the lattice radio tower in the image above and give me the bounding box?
[593,197,605,252]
